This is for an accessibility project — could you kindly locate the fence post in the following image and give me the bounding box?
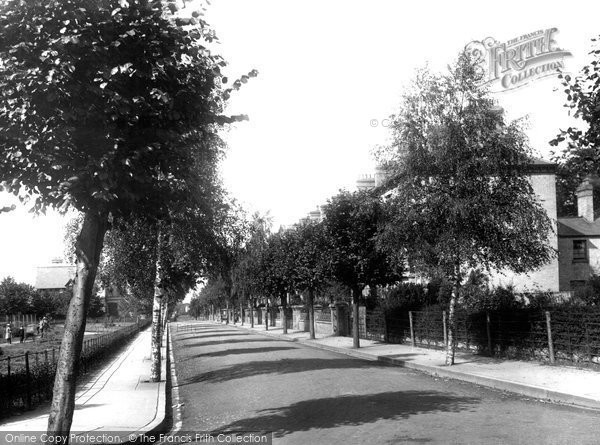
[382,312,388,343]
[545,311,555,364]
[486,312,492,356]
[585,323,592,364]
[6,356,12,414]
[25,352,31,410]
[409,311,415,347]
[442,311,448,348]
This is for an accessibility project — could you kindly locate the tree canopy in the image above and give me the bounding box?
[0,0,254,435]
[551,37,600,216]
[377,53,555,363]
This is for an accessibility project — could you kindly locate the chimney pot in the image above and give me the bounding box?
[576,175,600,221]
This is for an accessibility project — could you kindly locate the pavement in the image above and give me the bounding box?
[228,321,600,411]
[0,327,168,444]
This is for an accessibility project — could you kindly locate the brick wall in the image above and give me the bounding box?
[558,237,600,290]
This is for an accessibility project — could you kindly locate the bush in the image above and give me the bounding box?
[381,282,430,312]
[573,275,600,306]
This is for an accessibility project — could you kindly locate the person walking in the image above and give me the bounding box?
[19,324,25,343]
[4,324,12,344]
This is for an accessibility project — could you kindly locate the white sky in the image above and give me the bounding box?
[2,0,600,284]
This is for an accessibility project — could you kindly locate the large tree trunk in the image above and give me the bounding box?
[445,264,461,366]
[250,296,254,328]
[150,288,163,381]
[307,289,315,340]
[47,211,107,438]
[352,286,361,349]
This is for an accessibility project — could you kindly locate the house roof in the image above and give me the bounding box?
[557,217,600,237]
[34,265,76,290]
[374,157,556,193]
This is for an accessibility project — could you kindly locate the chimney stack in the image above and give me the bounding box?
[576,175,600,221]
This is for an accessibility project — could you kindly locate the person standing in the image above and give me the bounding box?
[4,324,12,344]
[19,324,25,343]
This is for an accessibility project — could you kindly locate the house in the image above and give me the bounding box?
[102,283,126,317]
[487,159,560,292]
[34,259,76,298]
[557,175,600,290]
[35,259,127,317]
[372,159,562,293]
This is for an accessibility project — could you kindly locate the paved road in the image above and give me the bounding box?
[171,322,600,445]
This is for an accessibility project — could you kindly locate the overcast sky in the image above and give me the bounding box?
[2,0,600,284]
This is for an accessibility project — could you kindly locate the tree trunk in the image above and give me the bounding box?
[307,289,315,340]
[162,298,169,335]
[281,293,288,334]
[250,297,254,328]
[265,299,269,331]
[47,211,107,438]
[445,268,461,366]
[151,290,162,381]
[352,286,361,349]
[151,223,166,383]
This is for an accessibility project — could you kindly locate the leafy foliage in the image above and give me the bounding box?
[0,0,252,218]
[550,37,600,216]
[258,229,297,302]
[377,53,555,283]
[321,190,402,295]
[287,221,331,294]
[0,277,38,315]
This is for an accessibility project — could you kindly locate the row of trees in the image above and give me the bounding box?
[194,190,402,347]
[192,53,557,367]
[0,0,255,438]
[0,0,596,436]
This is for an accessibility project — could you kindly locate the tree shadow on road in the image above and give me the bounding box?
[181,338,280,348]
[176,332,247,340]
[381,353,426,360]
[183,346,300,360]
[179,357,384,386]
[217,390,480,437]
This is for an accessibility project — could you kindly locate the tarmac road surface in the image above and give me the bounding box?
[171,322,600,445]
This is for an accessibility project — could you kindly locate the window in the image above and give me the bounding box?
[572,240,588,262]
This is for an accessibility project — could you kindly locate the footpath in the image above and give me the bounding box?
[0,328,168,444]
[232,322,600,411]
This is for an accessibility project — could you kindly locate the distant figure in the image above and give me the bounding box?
[19,324,25,343]
[4,324,12,344]
[39,317,49,338]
